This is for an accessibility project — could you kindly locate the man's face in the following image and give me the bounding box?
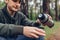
[5,0,21,12]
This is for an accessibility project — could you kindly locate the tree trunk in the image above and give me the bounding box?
[43,0,50,14]
[55,0,59,21]
[20,0,28,17]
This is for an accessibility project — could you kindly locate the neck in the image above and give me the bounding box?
[7,7,15,17]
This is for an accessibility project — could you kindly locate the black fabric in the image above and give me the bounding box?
[2,6,16,24]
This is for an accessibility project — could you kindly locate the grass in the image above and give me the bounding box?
[44,21,60,40]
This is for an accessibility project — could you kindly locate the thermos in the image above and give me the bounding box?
[38,13,54,28]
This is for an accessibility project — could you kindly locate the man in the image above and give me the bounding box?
[0,0,51,40]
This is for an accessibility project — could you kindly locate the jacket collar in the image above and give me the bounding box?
[2,6,16,23]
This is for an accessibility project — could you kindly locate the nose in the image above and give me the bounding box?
[15,3,20,7]
[17,3,20,7]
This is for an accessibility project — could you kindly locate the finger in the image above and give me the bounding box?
[47,14,52,20]
[36,19,41,24]
[35,28,45,34]
[30,33,39,38]
[32,30,46,36]
[42,23,47,26]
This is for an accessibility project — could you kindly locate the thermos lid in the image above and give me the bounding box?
[38,13,45,20]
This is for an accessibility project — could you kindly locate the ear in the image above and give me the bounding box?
[4,0,9,4]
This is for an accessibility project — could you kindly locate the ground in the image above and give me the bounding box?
[44,21,60,40]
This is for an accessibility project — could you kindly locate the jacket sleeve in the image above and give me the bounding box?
[20,12,41,27]
[19,12,44,29]
[0,10,24,37]
[0,23,23,36]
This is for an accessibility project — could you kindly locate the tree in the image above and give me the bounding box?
[55,0,59,21]
[20,0,28,17]
[43,0,50,14]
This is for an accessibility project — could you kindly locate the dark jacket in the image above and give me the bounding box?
[0,6,42,40]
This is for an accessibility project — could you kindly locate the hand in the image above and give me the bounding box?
[23,26,45,38]
[42,14,52,26]
[47,14,52,20]
[36,19,46,26]
[36,19,41,24]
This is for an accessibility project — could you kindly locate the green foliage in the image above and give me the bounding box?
[0,2,5,9]
[50,9,55,20]
[28,7,37,20]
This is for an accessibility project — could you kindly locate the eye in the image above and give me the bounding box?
[12,0,17,2]
[12,0,21,3]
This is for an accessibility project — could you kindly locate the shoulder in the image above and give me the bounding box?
[0,9,3,16]
[17,11,28,20]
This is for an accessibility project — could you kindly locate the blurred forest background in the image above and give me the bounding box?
[0,0,60,40]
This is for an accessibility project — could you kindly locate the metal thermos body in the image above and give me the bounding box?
[38,13,54,28]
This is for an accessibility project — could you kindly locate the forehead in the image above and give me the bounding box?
[6,0,21,2]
